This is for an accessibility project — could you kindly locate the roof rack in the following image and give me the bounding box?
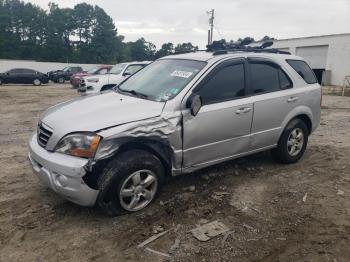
[171,41,290,56]
[212,48,291,56]
[206,40,291,56]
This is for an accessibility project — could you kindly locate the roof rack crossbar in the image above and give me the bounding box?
[212,48,291,56]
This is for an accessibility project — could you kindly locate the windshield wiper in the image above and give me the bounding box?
[115,86,148,99]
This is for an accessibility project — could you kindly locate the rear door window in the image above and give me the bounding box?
[286,59,317,84]
[249,62,293,94]
[250,63,280,94]
[9,69,22,74]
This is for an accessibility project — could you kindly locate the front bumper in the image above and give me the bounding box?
[71,78,80,87]
[28,134,99,206]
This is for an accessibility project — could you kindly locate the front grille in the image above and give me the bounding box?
[37,123,53,148]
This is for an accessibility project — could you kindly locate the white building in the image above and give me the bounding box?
[271,33,350,86]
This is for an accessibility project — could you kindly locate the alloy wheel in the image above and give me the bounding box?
[119,170,158,212]
[287,127,304,156]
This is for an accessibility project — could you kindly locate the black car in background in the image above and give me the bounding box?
[0,68,49,86]
[48,66,83,83]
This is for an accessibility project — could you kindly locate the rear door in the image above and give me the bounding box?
[247,58,300,150]
[182,58,253,168]
[6,69,22,83]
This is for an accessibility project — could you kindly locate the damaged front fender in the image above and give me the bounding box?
[94,112,183,173]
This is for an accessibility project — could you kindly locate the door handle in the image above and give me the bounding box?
[235,107,251,115]
[287,96,299,103]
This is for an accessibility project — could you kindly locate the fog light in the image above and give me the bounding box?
[55,174,68,187]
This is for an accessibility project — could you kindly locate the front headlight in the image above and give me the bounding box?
[55,133,101,158]
[87,78,99,83]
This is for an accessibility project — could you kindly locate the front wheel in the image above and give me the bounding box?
[0,78,3,85]
[97,150,164,216]
[272,119,309,164]
[33,78,41,86]
[57,77,65,83]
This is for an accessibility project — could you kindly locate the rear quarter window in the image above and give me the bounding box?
[286,59,317,84]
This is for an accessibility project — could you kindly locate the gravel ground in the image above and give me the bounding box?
[0,84,349,262]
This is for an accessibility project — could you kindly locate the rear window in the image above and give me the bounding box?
[286,59,317,84]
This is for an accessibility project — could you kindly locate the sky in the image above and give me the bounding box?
[26,0,350,49]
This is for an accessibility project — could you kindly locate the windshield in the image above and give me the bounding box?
[118,59,206,101]
[109,64,126,75]
[86,66,100,74]
[62,67,70,72]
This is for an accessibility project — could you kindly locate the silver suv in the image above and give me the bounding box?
[28,49,321,215]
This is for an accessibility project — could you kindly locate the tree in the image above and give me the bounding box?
[0,0,216,64]
[87,6,123,63]
[41,3,74,62]
[154,42,174,59]
[126,38,156,61]
[174,42,198,53]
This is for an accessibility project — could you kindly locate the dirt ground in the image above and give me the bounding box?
[0,84,349,262]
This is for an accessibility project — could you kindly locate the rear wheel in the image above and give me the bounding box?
[272,119,309,164]
[0,78,2,85]
[33,78,41,86]
[97,150,164,216]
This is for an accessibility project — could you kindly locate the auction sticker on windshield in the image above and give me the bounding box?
[171,70,193,78]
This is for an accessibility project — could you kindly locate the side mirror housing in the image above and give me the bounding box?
[123,71,131,77]
[186,94,202,116]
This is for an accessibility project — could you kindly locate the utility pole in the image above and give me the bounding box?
[207,9,214,45]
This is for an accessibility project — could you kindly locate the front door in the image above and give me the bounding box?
[182,58,253,168]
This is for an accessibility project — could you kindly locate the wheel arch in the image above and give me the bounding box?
[280,106,313,137]
[116,139,173,175]
[83,137,174,190]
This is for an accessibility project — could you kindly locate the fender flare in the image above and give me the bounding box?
[278,105,313,138]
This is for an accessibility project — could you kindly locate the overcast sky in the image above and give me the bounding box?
[26,0,350,48]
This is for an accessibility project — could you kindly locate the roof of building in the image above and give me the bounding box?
[274,33,350,42]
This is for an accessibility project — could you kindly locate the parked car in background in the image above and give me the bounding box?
[70,65,112,88]
[28,50,321,215]
[48,66,83,83]
[0,68,48,86]
[78,61,150,95]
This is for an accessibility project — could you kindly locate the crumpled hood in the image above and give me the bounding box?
[40,92,165,148]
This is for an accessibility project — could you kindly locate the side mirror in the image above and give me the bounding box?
[187,94,202,116]
[123,71,131,77]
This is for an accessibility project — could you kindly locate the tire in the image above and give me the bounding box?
[58,77,65,83]
[0,78,2,85]
[33,78,41,86]
[97,149,165,216]
[272,118,309,164]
